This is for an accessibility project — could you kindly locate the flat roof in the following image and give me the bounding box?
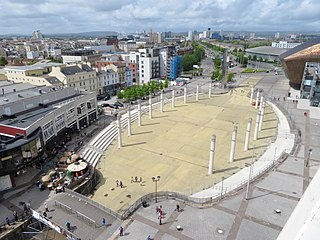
[0,94,83,129]
[4,62,62,71]
[246,46,289,56]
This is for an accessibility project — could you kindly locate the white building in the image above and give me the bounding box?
[47,47,62,58]
[138,48,160,84]
[83,45,115,53]
[97,67,119,95]
[271,41,302,49]
[26,51,40,59]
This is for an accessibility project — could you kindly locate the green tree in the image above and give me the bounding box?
[227,73,235,82]
[164,79,169,88]
[117,90,124,99]
[0,56,8,66]
[252,55,257,61]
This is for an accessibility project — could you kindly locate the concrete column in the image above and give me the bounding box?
[244,118,252,151]
[196,84,199,101]
[249,87,254,104]
[259,101,265,131]
[208,134,216,174]
[171,89,175,108]
[160,92,163,113]
[209,82,212,98]
[184,86,187,104]
[149,93,152,119]
[117,114,122,149]
[259,96,264,111]
[253,109,260,140]
[138,100,141,126]
[229,125,237,163]
[127,107,131,137]
[255,90,260,109]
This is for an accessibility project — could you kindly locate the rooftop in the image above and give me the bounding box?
[245,46,289,56]
[61,64,93,75]
[4,62,62,72]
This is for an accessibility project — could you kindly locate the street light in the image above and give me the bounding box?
[152,176,161,203]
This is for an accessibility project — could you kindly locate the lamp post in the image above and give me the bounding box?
[152,176,161,203]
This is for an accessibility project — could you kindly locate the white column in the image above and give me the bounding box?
[259,96,264,111]
[160,92,163,113]
[171,89,175,108]
[259,101,265,131]
[253,109,260,140]
[255,90,260,109]
[138,99,141,127]
[117,114,122,149]
[196,84,199,101]
[250,87,254,104]
[149,93,152,119]
[208,134,216,174]
[229,125,237,163]
[244,118,252,151]
[184,86,187,104]
[127,106,131,136]
[209,82,212,98]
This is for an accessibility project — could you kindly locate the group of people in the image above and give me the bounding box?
[115,180,123,188]
[131,176,143,186]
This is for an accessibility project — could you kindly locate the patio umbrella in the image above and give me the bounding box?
[67,161,88,172]
[71,153,80,162]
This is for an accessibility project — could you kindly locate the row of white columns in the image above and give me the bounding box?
[208,93,266,174]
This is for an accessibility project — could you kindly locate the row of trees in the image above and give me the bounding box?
[182,43,205,71]
[117,80,169,101]
[202,42,225,53]
[211,57,222,81]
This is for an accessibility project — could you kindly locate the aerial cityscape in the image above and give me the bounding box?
[0,0,320,240]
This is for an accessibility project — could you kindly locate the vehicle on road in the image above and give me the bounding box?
[114,102,124,108]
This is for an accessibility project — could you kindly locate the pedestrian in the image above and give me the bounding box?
[43,211,47,218]
[156,206,159,214]
[13,211,18,222]
[176,204,180,212]
[66,221,71,231]
[159,205,163,215]
[135,176,138,182]
[102,217,106,226]
[116,180,119,187]
[45,204,49,212]
[120,181,123,188]
[159,212,162,225]
[140,177,143,186]
[6,217,10,226]
[131,176,133,183]
[119,226,124,236]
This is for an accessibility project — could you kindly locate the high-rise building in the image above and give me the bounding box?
[32,30,44,40]
[275,32,280,39]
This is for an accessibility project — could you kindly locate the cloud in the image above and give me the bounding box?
[0,0,319,35]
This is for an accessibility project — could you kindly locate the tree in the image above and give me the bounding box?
[0,56,8,66]
[117,90,124,99]
[227,73,235,82]
[164,79,169,89]
[252,55,257,61]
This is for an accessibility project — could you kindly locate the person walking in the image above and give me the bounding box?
[120,181,123,188]
[43,211,47,218]
[131,177,134,183]
[45,204,49,212]
[156,206,159,214]
[176,204,180,212]
[116,180,119,187]
[102,217,106,226]
[6,217,10,226]
[119,226,124,236]
[13,211,18,222]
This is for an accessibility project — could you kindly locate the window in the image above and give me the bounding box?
[142,74,144,77]
[55,114,65,132]
[142,70,144,73]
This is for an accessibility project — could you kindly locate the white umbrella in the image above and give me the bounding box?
[67,161,88,172]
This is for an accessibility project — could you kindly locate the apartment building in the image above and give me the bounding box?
[49,64,101,95]
[96,61,126,88]
[138,48,160,84]
[97,67,119,95]
[4,63,63,87]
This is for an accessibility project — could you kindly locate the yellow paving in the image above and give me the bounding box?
[90,77,278,213]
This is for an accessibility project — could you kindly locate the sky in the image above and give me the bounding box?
[1,0,320,35]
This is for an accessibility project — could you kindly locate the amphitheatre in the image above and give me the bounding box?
[90,76,278,213]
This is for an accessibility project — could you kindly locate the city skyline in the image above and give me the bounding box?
[1,0,319,35]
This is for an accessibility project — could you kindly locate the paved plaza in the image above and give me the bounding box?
[91,76,278,213]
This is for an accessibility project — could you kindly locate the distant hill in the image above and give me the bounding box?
[46,31,118,38]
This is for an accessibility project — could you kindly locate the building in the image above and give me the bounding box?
[26,51,40,59]
[4,63,63,87]
[46,47,62,58]
[95,61,126,88]
[97,68,119,95]
[138,48,160,84]
[159,46,180,79]
[61,50,101,68]
[245,46,289,62]
[0,83,97,191]
[169,56,182,80]
[125,67,133,87]
[49,64,101,94]
[83,45,115,53]
[32,30,44,40]
[272,41,302,49]
[280,38,320,85]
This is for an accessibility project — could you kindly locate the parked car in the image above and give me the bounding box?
[114,102,124,108]
[104,94,111,101]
